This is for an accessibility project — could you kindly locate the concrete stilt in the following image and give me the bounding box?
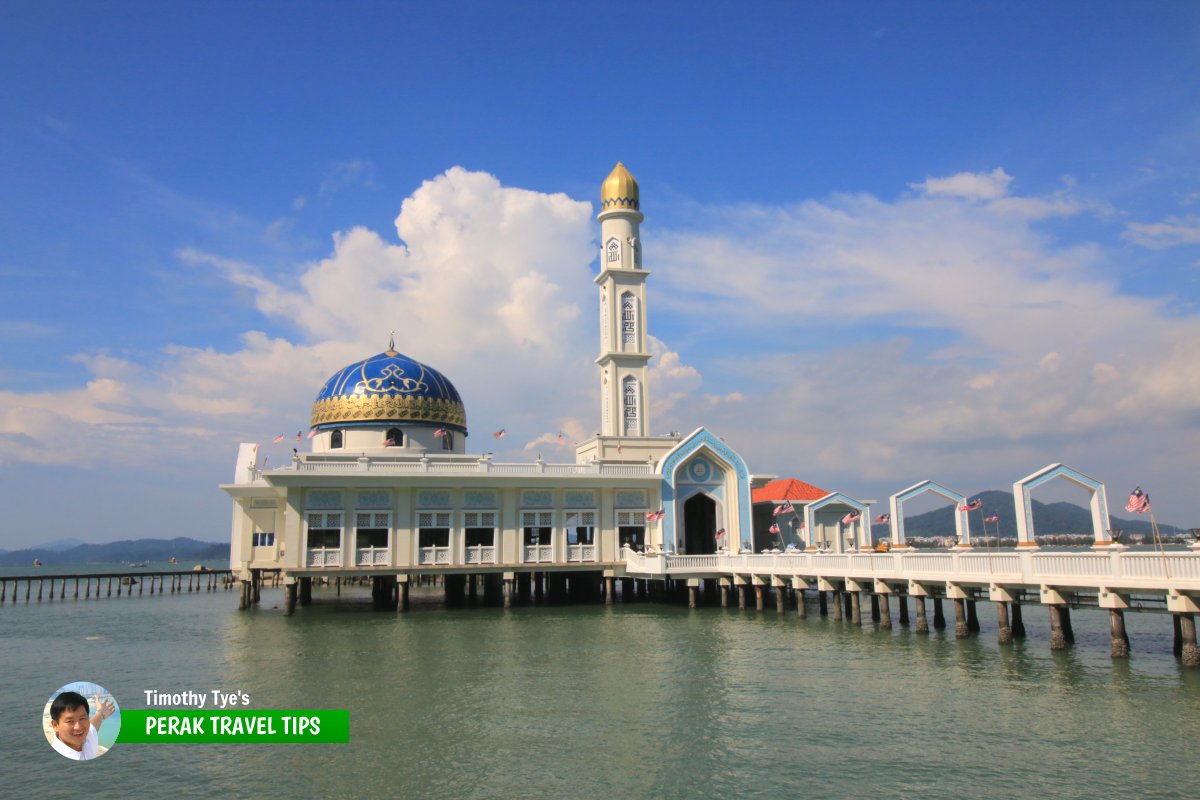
[1109,608,1129,658]
[967,600,980,633]
[832,590,844,621]
[1173,613,1183,658]
[755,585,764,612]
[1061,605,1075,644]
[399,581,410,612]
[879,594,892,629]
[898,595,910,626]
[738,585,747,609]
[844,592,853,618]
[796,588,807,619]
[1011,602,1026,638]
[534,572,544,601]
[850,592,862,626]
[818,591,828,617]
[252,571,261,603]
[775,587,785,614]
[870,594,881,622]
[688,586,698,608]
[284,582,297,615]
[238,580,250,610]
[1180,614,1200,668]
[38,579,44,602]
[954,599,969,639]
[468,574,478,600]
[720,585,729,608]
[48,578,55,600]
[932,598,946,630]
[604,577,614,605]
[106,577,111,597]
[1049,605,1068,650]
[996,601,1013,644]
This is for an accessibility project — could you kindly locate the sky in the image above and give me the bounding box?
[2,1,1199,547]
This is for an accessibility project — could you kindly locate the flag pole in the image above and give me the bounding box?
[1148,504,1170,581]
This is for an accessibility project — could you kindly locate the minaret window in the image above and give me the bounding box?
[384,428,403,447]
[441,431,454,451]
[621,292,637,349]
[623,376,639,436]
[330,429,344,449]
[606,238,621,264]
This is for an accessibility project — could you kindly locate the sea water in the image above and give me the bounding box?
[2,570,1198,799]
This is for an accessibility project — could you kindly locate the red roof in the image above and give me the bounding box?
[752,478,828,504]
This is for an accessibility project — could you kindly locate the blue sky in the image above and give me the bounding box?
[2,2,1199,547]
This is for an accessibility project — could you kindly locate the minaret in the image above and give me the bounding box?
[596,162,651,438]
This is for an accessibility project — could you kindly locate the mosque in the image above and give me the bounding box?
[221,164,874,611]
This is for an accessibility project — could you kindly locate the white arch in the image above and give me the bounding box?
[803,492,871,553]
[888,480,971,548]
[1013,463,1114,549]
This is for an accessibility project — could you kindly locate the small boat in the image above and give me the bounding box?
[32,558,42,567]
[167,557,178,564]
[128,562,147,568]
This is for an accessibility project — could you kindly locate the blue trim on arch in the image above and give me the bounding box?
[657,428,751,553]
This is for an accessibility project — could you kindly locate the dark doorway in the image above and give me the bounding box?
[683,494,717,555]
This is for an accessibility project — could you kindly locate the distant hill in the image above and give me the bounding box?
[872,489,1183,541]
[0,537,228,567]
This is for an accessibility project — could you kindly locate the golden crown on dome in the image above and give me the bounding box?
[600,162,639,210]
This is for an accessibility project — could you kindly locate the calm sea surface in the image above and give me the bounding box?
[3,563,1198,799]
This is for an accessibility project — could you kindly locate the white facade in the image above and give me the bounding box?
[221,164,756,585]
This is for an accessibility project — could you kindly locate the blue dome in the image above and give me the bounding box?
[310,349,467,434]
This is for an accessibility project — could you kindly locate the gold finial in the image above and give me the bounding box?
[386,331,397,356]
[601,162,639,210]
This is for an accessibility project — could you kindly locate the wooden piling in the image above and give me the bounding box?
[1,580,7,603]
[1109,609,1130,658]
[996,601,1013,645]
[38,579,44,602]
[60,577,66,599]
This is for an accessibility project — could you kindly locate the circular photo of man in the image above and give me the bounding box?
[43,682,121,761]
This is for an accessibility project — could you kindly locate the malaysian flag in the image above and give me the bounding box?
[617,441,623,454]
[557,432,566,444]
[646,509,666,521]
[984,515,999,523]
[295,431,302,442]
[433,427,446,438]
[1125,487,1150,514]
[769,523,780,534]
[715,528,726,540]
[841,512,861,524]
[873,513,890,524]
[959,499,982,511]
[493,428,506,439]
[774,501,795,516]
[307,429,318,439]
[273,433,285,443]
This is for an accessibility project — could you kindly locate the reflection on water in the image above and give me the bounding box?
[2,583,1198,798]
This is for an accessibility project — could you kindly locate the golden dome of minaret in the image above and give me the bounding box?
[600,162,640,210]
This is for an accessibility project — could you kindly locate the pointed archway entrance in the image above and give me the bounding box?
[683,493,718,555]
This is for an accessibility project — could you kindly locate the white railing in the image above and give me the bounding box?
[355,547,390,566]
[524,545,555,564]
[622,549,1200,592]
[418,546,452,566]
[281,458,655,478]
[306,547,342,567]
[567,544,597,563]
[464,545,497,565]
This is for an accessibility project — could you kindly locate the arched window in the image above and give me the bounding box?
[441,431,454,451]
[330,429,344,449]
[606,238,621,264]
[622,376,639,436]
[621,292,637,349]
[384,428,403,447]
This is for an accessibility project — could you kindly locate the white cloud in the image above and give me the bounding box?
[911,167,1013,200]
[1122,215,1200,248]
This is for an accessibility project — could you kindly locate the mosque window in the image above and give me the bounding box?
[441,431,454,451]
[565,510,596,545]
[617,511,646,550]
[623,377,639,435]
[385,428,403,447]
[606,238,621,263]
[330,429,344,449]
[621,293,637,349]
